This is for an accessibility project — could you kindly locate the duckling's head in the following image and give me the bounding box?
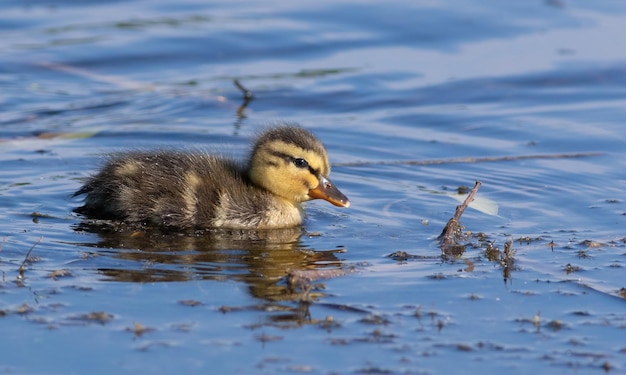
[248,125,350,208]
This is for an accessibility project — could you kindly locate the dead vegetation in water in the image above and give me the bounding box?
[483,239,517,284]
[217,301,348,329]
[388,181,496,263]
[125,322,155,338]
[17,237,42,284]
[333,152,604,168]
[438,180,482,258]
[178,299,204,307]
[383,180,523,284]
[67,311,114,325]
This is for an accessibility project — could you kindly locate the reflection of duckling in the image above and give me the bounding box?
[74,125,349,229]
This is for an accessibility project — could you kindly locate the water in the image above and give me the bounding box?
[1,0,625,374]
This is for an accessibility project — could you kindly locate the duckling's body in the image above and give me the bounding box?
[74,125,349,229]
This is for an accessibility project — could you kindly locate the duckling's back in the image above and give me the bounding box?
[74,151,303,229]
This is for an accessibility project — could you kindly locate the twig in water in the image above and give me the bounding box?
[234,79,254,118]
[17,237,42,282]
[438,181,481,257]
[0,237,4,282]
[234,79,254,100]
[333,152,603,168]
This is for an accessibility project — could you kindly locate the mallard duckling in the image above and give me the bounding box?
[73,125,349,229]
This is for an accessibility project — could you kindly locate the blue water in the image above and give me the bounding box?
[1,0,625,374]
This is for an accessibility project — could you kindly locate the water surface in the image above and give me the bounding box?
[1,0,625,374]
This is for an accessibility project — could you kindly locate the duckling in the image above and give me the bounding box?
[73,125,349,229]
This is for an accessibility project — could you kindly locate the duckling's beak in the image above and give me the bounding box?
[308,176,350,208]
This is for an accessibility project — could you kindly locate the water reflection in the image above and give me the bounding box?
[73,222,345,303]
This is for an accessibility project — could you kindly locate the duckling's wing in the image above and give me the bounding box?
[74,151,247,228]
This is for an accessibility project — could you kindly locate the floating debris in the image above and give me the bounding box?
[564,263,583,274]
[17,237,42,282]
[69,311,114,325]
[15,303,35,315]
[125,322,155,337]
[48,269,72,280]
[254,333,283,343]
[439,181,481,257]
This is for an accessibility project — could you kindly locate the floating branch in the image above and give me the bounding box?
[334,152,603,168]
[234,79,254,100]
[17,237,43,282]
[234,79,254,118]
[439,181,481,257]
[0,238,4,282]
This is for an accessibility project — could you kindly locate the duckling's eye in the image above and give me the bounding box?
[293,158,309,169]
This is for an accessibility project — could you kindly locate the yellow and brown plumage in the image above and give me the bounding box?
[73,125,349,229]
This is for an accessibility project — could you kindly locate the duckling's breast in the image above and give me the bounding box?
[211,190,304,229]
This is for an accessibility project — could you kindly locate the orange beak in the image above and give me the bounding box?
[308,176,350,208]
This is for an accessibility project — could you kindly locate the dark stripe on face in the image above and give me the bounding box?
[268,149,321,177]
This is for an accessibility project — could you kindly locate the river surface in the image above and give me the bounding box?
[1,1,625,374]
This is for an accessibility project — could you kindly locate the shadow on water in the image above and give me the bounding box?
[72,221,346,305]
